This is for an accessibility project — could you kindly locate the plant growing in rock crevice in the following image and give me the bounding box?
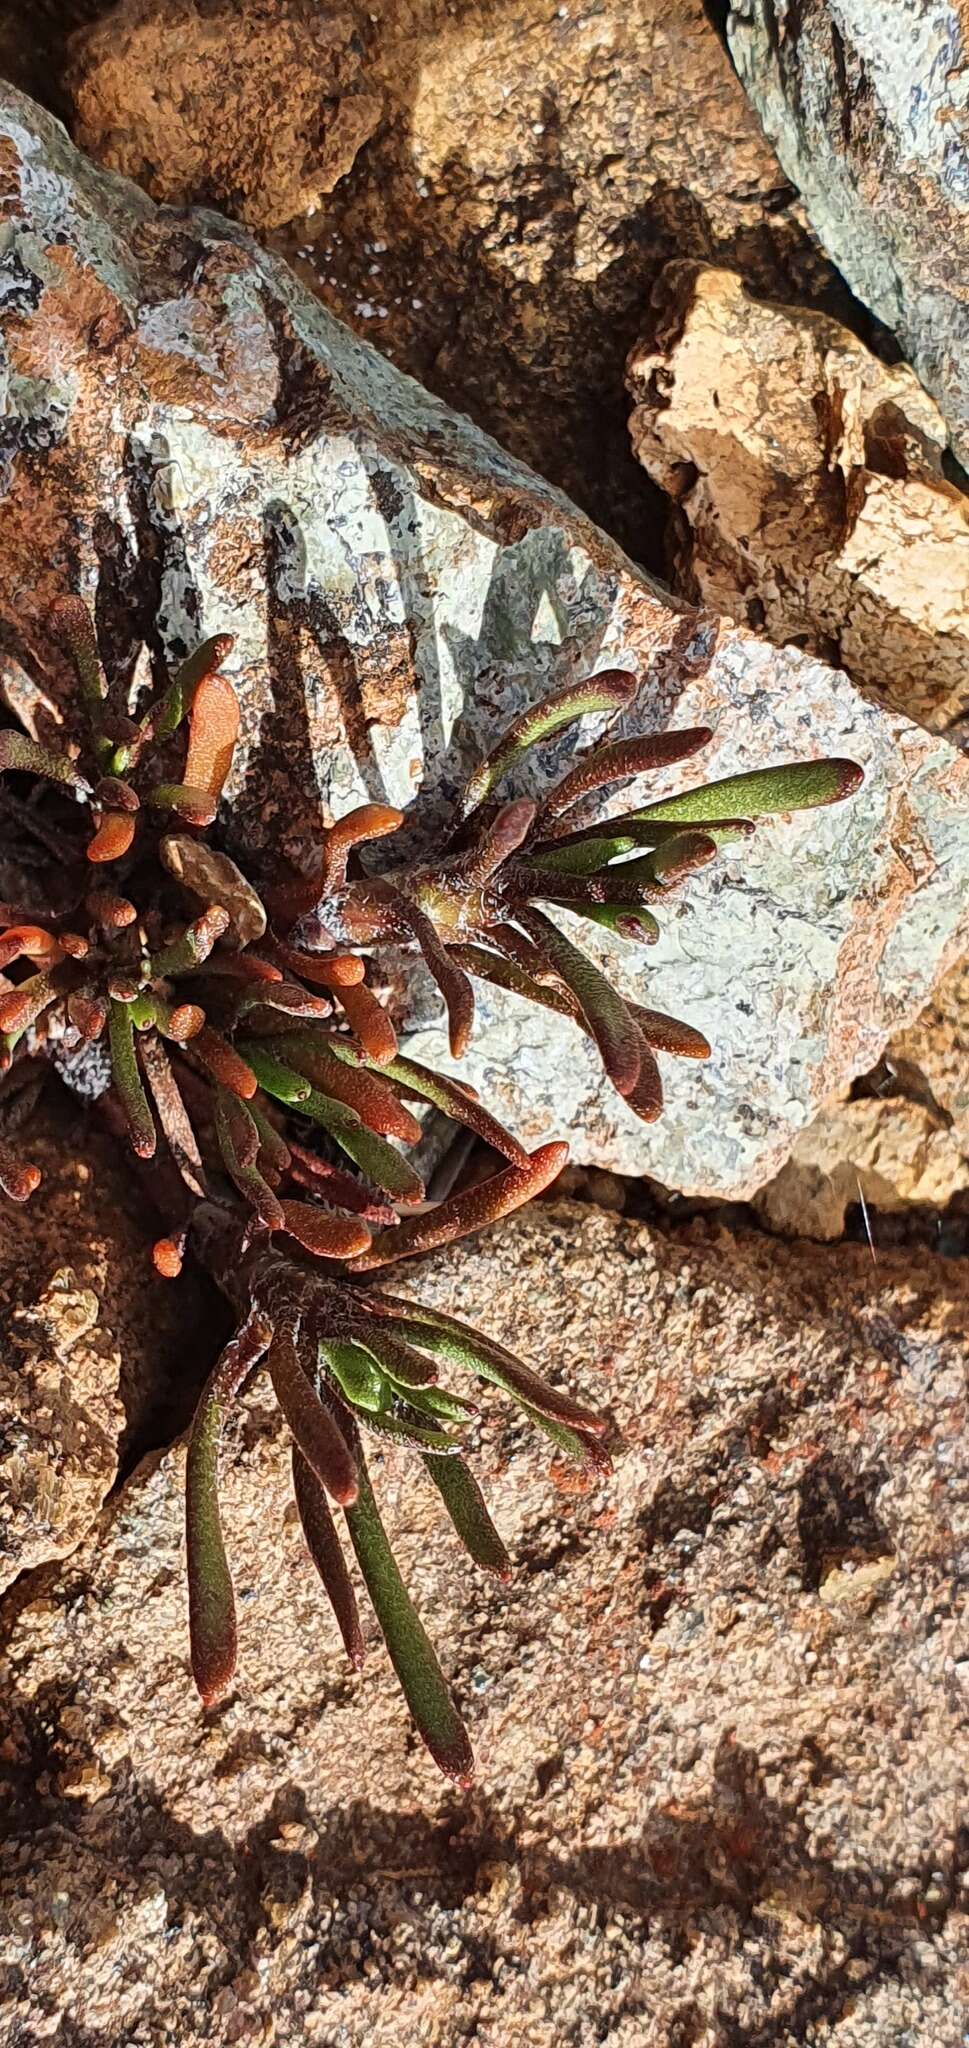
[0,597,862,1778]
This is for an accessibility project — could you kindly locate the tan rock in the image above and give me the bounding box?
[757,956,969,1238]
[66,0,844,555]
[0,1086,215,1594]
[68,0,383,231]
[627,262,969,731]
[2,1201,967,2041]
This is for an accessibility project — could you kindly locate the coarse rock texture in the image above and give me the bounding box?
[757,955,969,1237]
[2,87,968,1197]
[68,0,383,230]
[2,1200,967,2044]
[627,262,969,733]
[0,1085,215,1595]
[726,0,969,473]
[64,0,850,557]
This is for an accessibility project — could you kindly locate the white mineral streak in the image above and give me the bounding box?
[1,86,967,1194]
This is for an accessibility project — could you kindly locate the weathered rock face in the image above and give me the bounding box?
[65,0,847,557]
[757,955,969,1237]
[0,1087,214,1594]
[627,262,969,733]
[2,85,968,1196]
[68,0,383,230]
[2,1202,967,2043]
[727,0,969,473]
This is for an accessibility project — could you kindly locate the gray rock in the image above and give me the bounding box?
[727,0,969,470]
[1,86,967,1195]
[2,1202,967,2044]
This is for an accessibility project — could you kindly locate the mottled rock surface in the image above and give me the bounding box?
[65,0,848,556]
[0,1086,214,1594]
[628,262,969,732]
[757,956,969,1237]
[1,86,968,1196]
[727,0,969,472]
[69,0,383,229]
[2,1201,967,2043]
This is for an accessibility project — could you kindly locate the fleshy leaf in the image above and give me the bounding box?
[0,728,89,792]
[631,757,864,824]
[336,977,399,1065]
[268,1327,359,1505]
[214,1088,286,1229]
[343,1438,474,1785]
[370,1295,607,1438]
[183,672,240,805]
[291,1445,365,1669]
[536,726,712,824]
[108,999,156,1158]
[186,1310,272,1705]
[458,671,637,818]
[277,1199,372,1260]
[516,907,642,1096]
[142,634,235,745]
[350,1140,568,1270]
[424,1456,512,1581]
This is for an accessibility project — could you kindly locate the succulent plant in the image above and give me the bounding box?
[0,597,862,1778]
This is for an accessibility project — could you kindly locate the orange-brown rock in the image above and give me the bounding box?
[65,0,846,555]
[2,1201,967,2041]
[0,1087,216,1594]
[68,0,383,230]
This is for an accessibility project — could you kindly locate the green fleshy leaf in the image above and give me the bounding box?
[108,998,156,1158]
[460,673,637,817]
[517,907,643,1092]
[372,1300,605,1439]
[343,1443,475,1785]
[186,1312,272,1704]
[515,1399,613,1474]
[423,1455,511,1580]
[355,1407,461,1455]
[291,1446,364,1669]
[566,900,661,945]
[239,1043,312,1104]
[142,634,234,744]
[240,1042,424,1202]
[528,834,644,876]
[0,729,88,792]
[631,757,863,825]
[321,1338,389,1414]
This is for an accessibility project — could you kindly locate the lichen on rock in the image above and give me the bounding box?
[0,84,967,1197]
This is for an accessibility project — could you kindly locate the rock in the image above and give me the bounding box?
[68,0,383,231]
[627,262,969,733]
[755,1094,966,1239]
[726,0,969,474]
[66,0,848,558]
[2,1201,967,2043]
[1,87,968,1197]
[757,955,969,1237]
[0,1085,215,1594]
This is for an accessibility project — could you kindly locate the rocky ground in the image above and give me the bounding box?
[0,5,966,2044]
